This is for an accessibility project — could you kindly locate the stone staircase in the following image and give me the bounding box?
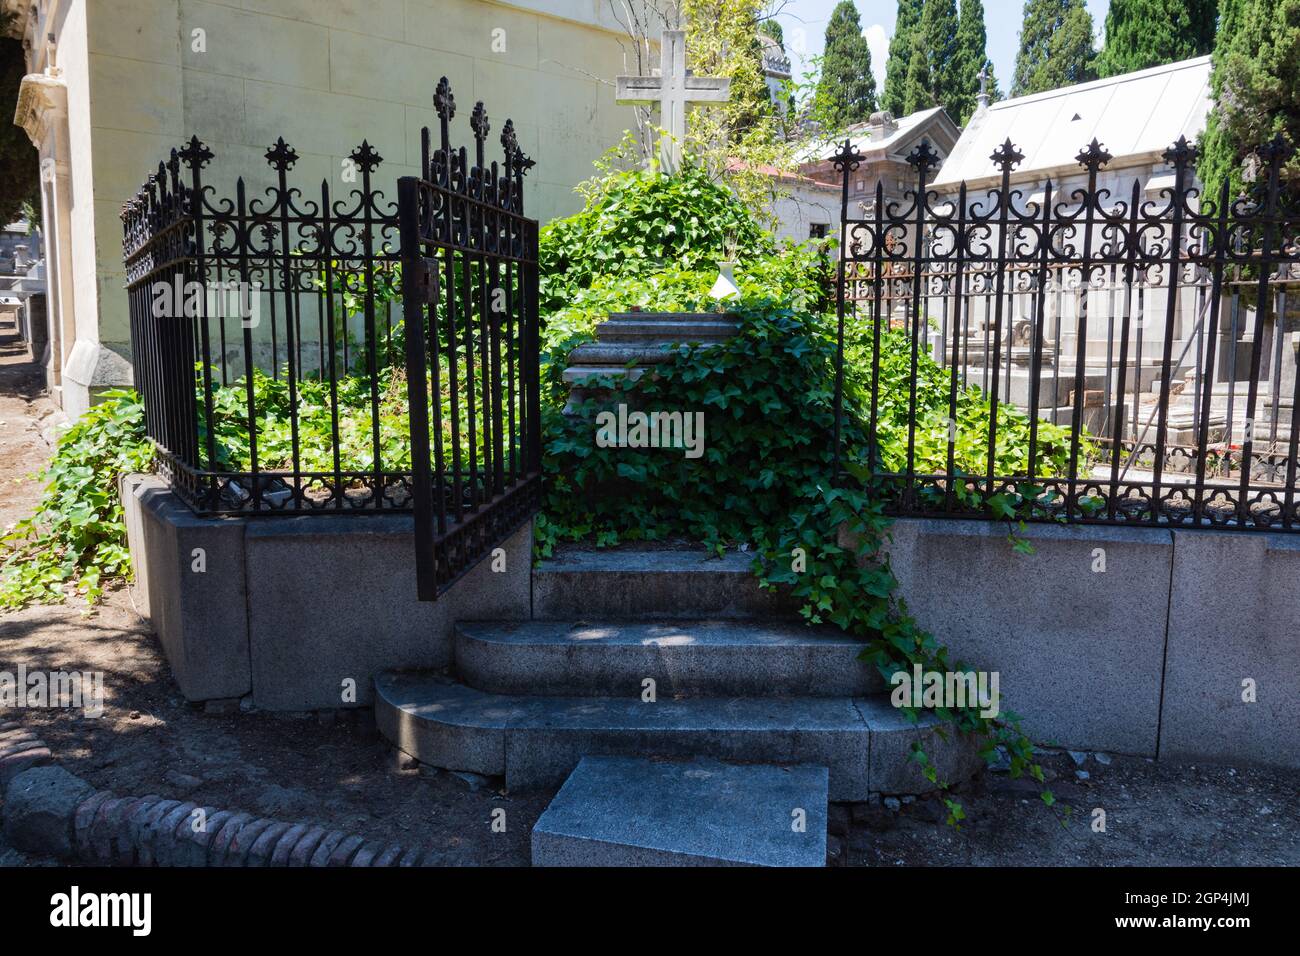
[375,546,981,866]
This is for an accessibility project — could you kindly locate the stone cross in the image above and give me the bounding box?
[616,30,730,173]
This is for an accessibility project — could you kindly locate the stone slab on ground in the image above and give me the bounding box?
[454,619,882,697]
[531,756,828,867]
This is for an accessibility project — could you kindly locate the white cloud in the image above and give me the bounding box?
[864,24,888,90]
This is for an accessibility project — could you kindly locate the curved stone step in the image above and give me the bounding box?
[532,547,796,620]
[455,620,883,697]
[375,673,983,800]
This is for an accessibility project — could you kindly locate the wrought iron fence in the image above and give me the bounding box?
[123,78,541,596]
[832,133,1300,531]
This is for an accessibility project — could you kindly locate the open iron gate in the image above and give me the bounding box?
[398,80,543,601]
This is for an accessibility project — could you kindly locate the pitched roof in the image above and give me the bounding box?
[799,107,958,165]
[931,56,1213,189]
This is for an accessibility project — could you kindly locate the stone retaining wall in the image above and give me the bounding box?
[121,475,533,712]
[885,518,1300,769]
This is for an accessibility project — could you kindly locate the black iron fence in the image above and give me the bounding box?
[123,78,541,597]
[833,133,1300,531]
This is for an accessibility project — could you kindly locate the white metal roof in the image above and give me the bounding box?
[931,56,1213,189]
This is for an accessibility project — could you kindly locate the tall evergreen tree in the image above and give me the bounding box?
[815,1,878,129]
[921,0,963,116]
[901,29,935,114]
[882,0,924,115]
[1197,0,1300,203]
[952,0,998,124]
[1095,0,1219,77]
[1011,0,1098,97]
[758,17,784,48]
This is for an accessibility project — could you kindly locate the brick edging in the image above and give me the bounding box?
[0,721,54,785]
[1,719,436,867]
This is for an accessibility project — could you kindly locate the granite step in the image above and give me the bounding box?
[531,756,828,867]
[532,547,796,620]
[454,619,883,697]
[375,672,981,800]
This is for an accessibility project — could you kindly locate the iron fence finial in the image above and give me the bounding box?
[434,76,456,121]
[1162,135,1197,168]
[178,135,214,170]
[265,137,299,171]
[1075,138,1112,170]
[907,139,941,174]
[350,140,383,174]
[832,138,862,173]
[989,138,1025,172]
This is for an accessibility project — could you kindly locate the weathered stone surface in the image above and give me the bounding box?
[246,517,531,710]
[2,766,95,859]
[224,816,273,867]
[454,620,881,698]
[269,822,310,867]
[207,811,253,867]
[881,518,1172,755]
[371,841,405,867]
[73,790,117,860]
[532,547,795,621]
[245,820,292,867]
[532,756,828,867]
[1161,530,1300,769]
[127,478,251,701]
[376,675,873,799]
[857,698,986,795]
[308,830,348,867]
[287,827,328,867]
[328,833,366,867]
[0,744,52,785]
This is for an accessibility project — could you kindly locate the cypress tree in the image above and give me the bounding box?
[1011,0,1098,97]
[921,0,963,116]
[815,1,878,128]
[1095,0,1219,78]
[901,30,935,115]
[953,0,998,124]
[0,36,39,225]
[1197,0,1300,203]
[882,0,924,115]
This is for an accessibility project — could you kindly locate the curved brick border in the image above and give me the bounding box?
[0,721,53,785]
[1,719,438,867]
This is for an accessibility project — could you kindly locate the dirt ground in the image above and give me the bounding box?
[1,312,1298,868]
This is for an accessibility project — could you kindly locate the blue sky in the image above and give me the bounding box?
[773,0,1112,96]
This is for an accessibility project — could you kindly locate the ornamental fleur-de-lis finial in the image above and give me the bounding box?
[349,140,383,174]
[470,102,490,142]
[265,137,299,171]
[907,140,941,174]
[434,76,456,121]
[990,138,1025,172]
[178,135,214,170]
[1075,138,1112,171]
[832,138,863,173]
[500,119,519,162]
[1162,135,1196,168]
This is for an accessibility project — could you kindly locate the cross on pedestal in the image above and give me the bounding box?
[615,30,730,173]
